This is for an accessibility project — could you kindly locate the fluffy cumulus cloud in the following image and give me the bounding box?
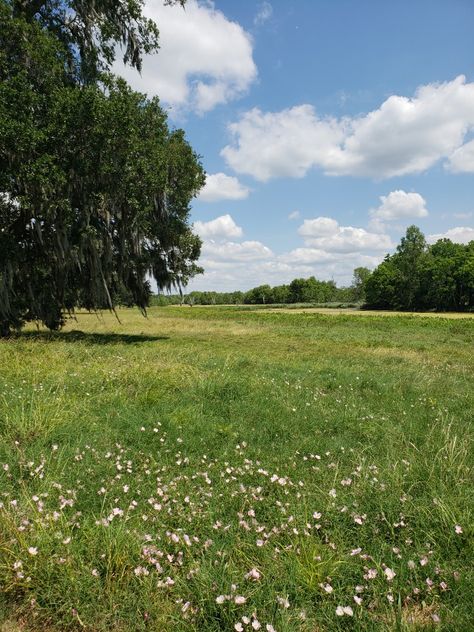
[201,240,273,262]
[189,214,392,291]
[298,217,393,252]
[113,0,257,113]
[222,76,474,180]
[369,190,429,231]
[221,105,344,181]
[427,226,474,244]
[448,139,474,173]
[198,173,249,202]
[194,214,243,240]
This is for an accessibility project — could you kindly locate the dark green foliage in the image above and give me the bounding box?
[271,283,291,303]
[186,290,244,305]
[237,277,343,305]
[365,226,474,311]
[152,276,357,306]
[8,0,186,81]
[236,277,341,305]
[364,258,401,309]
[243,284,274,305]
[0,0,204,335]
[424,239,474,310]
[288,276,337,303]
[351,266,372,302]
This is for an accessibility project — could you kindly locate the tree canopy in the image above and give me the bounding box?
[8,0,185,80]
[0,0,205,335]
[365,226,474,311]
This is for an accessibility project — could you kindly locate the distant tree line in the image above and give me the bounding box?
[150,272,368,306]
[151,227,474,312]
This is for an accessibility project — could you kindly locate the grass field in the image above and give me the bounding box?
[0,307,473,631]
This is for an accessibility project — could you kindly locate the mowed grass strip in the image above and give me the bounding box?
[0,307,473,631]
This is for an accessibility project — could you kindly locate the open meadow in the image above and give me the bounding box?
[0,307,473,631]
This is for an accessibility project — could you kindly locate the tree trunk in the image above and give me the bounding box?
[0,321,11,338]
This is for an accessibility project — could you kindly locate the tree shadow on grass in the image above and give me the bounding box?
[12,330,169,345]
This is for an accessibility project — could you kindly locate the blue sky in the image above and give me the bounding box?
[116,0,474,290]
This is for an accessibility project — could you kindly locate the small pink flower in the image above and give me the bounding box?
[455,525,463,534]
[336,605,353,616]
[245,568,261,581]
[353,514,366,525]
[384,567,396,581]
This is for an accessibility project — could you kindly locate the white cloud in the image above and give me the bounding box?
[279,247,334,265]
[288,210,301,220]
[298,217,393,252]
[113,0,257,113]
[279,249,382,279]
[189,246,384,292]
[369,190,428,232]
[221,76,474,180]
[194,214,243,240]
[198,173,249,202]
[299,217,339,237]
[221,105,344,181]
[254,1,273,26]
[187,212,392,291]
[201,239,272,261]
[447,139,474,173]
[427,226,474,244]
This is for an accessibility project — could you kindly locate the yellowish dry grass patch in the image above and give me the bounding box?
[259,307,474,318]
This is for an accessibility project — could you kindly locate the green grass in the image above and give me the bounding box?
[0,307,473,631]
